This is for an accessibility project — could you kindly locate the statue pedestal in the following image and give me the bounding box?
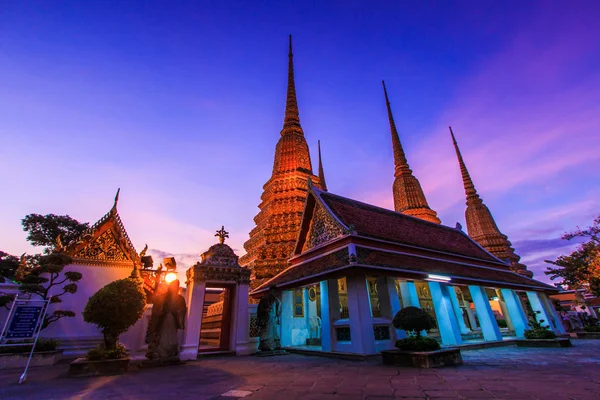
[256,350,287,357]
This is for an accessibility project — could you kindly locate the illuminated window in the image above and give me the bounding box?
[293,288,304,318]
[338,278,349,318]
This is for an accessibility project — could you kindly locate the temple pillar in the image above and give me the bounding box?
[539,292,566,334]
[280,290,294,347]
[234,283,250,354]
[469,286,502,341]
[429,282,462,346]
[181,279,205,360]
[346,273,376,354]
[500,289,529,338]
[448,286,471,334]
[378,276,404,339]
[398,281,420,307]
[320,281,332,351]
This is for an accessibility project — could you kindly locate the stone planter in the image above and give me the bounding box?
[69,357,130,377]
[516,338,572,348]
[0,351,62,370]
[381,348,462,368]
[576,332,600,339]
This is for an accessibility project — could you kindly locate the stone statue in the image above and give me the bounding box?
[257,286,282,352]
[145,279,187,362]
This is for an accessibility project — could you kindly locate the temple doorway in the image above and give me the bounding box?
[198,285,235,352]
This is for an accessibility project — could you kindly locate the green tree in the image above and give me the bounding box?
[22,214,89,252]
[19,252,82,329]
[0,250,19,282]
[83,276,146,353]
[546,216,600,297]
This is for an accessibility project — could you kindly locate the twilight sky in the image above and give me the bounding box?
[1,1,599,283]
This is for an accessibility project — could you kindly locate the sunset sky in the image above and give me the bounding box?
[1,1,599,283]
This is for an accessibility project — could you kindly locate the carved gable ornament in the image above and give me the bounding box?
[302,201,344,252]
[73,227,132,262]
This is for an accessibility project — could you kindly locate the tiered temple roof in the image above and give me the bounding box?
[449,127,532,278]
[239,36,325,287]
[64,189,139,267]
[252,184,553,294]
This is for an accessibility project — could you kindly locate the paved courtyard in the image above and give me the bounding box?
[1,340,600,400]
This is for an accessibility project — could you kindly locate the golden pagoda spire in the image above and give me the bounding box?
[382,81,440,224]
[241,37,323,288]
[449,126,532,277]
[282,34,302,136]
[318,140,327,192]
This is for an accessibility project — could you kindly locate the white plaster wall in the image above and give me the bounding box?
[42,263,133,356]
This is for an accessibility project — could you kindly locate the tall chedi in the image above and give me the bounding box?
[240,36,325,287]
[382,81,441,224]
[449,126,532,277]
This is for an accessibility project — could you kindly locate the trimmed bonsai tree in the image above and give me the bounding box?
[82,276,146,360]
[524,310,556,339]
[393,306,440,351]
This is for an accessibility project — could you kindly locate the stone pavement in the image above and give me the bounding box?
[1,340,600,400]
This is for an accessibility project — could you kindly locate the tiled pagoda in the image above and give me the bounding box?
[239,36,325,287]
[449,127,532,278]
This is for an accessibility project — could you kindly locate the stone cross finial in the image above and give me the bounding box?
[215,226,229,244]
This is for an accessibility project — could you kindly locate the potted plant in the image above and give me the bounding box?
[517,310,571,347]
[69,275,146,377]
[575,317,600,339]
[381,306,462,368]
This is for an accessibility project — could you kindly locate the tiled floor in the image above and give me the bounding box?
[1,340,599,400]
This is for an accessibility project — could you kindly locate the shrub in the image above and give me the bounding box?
[86,343,128,361]
[523,310,556,340]
[82,276,146,357]
[393,306,436,338]
[395,336,441,352]
[497,320,508,328]
[584,326,600,333]
[0,338,58,354]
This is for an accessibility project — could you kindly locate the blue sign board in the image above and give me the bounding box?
[5,305,44,339]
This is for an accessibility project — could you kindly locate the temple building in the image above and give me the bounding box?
[240,36,326,288]
[449,127,532,278]
[45,190,144,355]
[251,182,564,355]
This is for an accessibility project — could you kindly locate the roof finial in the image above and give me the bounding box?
[449,126,479,201]
[318,140,328,191]
[215,226,229,244]
[112,188,121,213]
[289,34,293,56]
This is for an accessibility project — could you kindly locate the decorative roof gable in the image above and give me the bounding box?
[65,190,138,267]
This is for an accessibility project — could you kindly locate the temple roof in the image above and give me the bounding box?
[64,189,139,266]
[315,188,501,263]
[252,246,554,294]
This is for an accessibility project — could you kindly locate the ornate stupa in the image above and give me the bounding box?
[240,36,326,287]
[382,81,441,224]
[449,126,532,277]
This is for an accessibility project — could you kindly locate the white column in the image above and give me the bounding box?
[398,281,420,307]
[346,273,376,354]
[448,286,471,334]
[526,291,552,329]
[377,276,404,339]
[235,283,249,354]
[181,279,206,360]
[469,286,502,341]
[500,289,529,338]
[319,281,332,351]
[429,281,462,346]
[280,290,293,347]
[539,292,566,335]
